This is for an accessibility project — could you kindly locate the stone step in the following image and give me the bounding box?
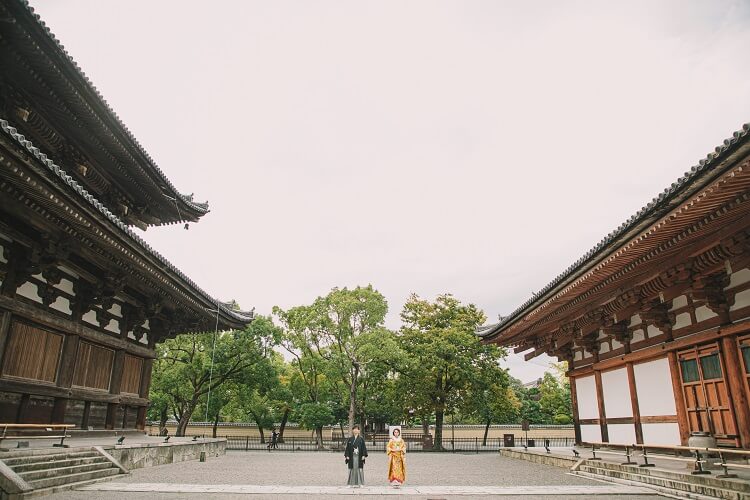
[578,464,745,500]
[1,450,100,467]
[19,461,114,482]
[0,446,94,459]
[20,473,122,498]
[11,455,109,473]
[27,467,120,490]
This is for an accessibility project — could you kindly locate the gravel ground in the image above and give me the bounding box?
[46,451,663,499]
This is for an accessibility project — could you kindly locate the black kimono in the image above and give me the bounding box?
[344,435,368,485]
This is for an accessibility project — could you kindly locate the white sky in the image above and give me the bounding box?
[30,0,750,382]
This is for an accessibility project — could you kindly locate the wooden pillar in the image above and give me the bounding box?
[594,370,609,442]
[16,394,30,423]
[626,362,643,444]
[569,374,582,445]
[81,401,91,430]
[136,406,147,430]
[56,334,79,388]
[51,398,67,424]
[139,358,153,399]
[0,311,12,369]
[721,335,750,448]
[667,351,690,445]
[105,350,125,430]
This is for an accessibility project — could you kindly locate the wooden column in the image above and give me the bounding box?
[139,358,153,399]
[594,370,609,442]
[81,401,91,430]
[105,350,125,429]
[51,398,67,424]
[569,374,582,445]
[667,351,690,444]
[626,362,643,444]
[56,334,79,388]
[0,310,12,369]
[720,335,750,448]
[16,394,30,423]
[136,406,147,430]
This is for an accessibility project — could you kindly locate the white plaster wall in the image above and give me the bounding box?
[574,351,583,361]
[54,278,75,295]
[82,310,98,326]
[17,281,42,303]
[629,314,642,327]
[611,339,623,350]
[0,243,6,264]
[600,342,610,354]
[601,368,632,418]
[607,423,637,445]
[646,325,663,338]
[641,423,681,445]
[109,303,122,318]
[633,357,676,416]
[580,425,601,443]
[728,268,750,289]
[575,375,599,419]
[731,288,750,312]
[670,295,688,310]
[695,305,718,322]
[673,312,691,330]
[104,319,120,334]
[50,296,72,315]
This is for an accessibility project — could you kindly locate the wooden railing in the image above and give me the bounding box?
[0,424,75,448]
[582,441,750,478]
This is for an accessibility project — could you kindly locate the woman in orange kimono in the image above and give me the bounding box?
[386,427,406,487]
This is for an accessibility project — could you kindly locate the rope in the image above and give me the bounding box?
[205,299,221,422]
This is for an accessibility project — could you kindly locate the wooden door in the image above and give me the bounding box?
[678,343,738,445]
[739,335,750,409]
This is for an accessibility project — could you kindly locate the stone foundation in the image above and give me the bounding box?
[105,439,226,470]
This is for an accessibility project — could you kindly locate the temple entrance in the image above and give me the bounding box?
[677,343,739,446]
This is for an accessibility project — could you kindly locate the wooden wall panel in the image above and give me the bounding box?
[120,355,143,395]
[72,341,113,391]
[2,322,62,383]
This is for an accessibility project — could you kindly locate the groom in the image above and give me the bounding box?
[344,425,368,487]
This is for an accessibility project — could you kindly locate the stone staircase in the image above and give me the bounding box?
[574,460,750,500]
[0,448,125,498]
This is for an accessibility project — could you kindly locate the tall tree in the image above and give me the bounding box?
[398,294,505,450]
[150,315,280,436]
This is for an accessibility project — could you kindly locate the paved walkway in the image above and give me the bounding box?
[46,451,663,499]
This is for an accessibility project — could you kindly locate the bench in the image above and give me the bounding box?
[0,423,75,448]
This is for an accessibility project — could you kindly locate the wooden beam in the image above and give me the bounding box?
[594,370,609,442]
[626,362,643,444]
[667,350,690,445]
[720,335,750,449]
[568,319,750,377]
[139,358,153,400]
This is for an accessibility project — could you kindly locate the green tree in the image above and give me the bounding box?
[150,315,280,436]
[398,294,505,450]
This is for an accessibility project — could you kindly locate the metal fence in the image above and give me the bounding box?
[219,435,575,452]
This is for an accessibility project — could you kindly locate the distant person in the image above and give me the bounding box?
[386,427,406,487]
[269,429,279,449]
[344,425,368,487]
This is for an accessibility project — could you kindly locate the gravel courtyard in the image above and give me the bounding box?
[48,451,663,499]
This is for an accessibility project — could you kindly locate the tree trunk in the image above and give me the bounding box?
[421,416,429,437]
[347,366,359,434]
[482,417,491,447]
[158,406,168,435]
[434,410,444,451]
[278,408,289,443]
[212,412,220,439]
[175,400,197,437]
[315,426,324,449]
[258,426,265,443]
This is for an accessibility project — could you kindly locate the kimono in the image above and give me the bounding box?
[386,437,406,484]
[344,435,368,486]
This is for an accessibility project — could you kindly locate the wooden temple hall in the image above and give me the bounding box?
[479,122,750,449]
[0,1,253,430]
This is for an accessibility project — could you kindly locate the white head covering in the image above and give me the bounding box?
[390,425,402,439]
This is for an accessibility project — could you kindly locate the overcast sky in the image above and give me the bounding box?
[31,0,750,382]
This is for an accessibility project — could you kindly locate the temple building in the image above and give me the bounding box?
[479,122,750,449]
[0,0,253,430]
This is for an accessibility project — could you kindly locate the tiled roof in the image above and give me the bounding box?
[13,0,209,217]
[1,117,254,327]
[478,121,750,341]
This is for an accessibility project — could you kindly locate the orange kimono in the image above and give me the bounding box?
[386,437,406,484]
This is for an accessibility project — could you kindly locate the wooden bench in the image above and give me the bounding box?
[0,423,75,448]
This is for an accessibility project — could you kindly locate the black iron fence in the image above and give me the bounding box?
[218,435,575,452]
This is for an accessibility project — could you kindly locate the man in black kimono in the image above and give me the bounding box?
[344,425,368,487]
